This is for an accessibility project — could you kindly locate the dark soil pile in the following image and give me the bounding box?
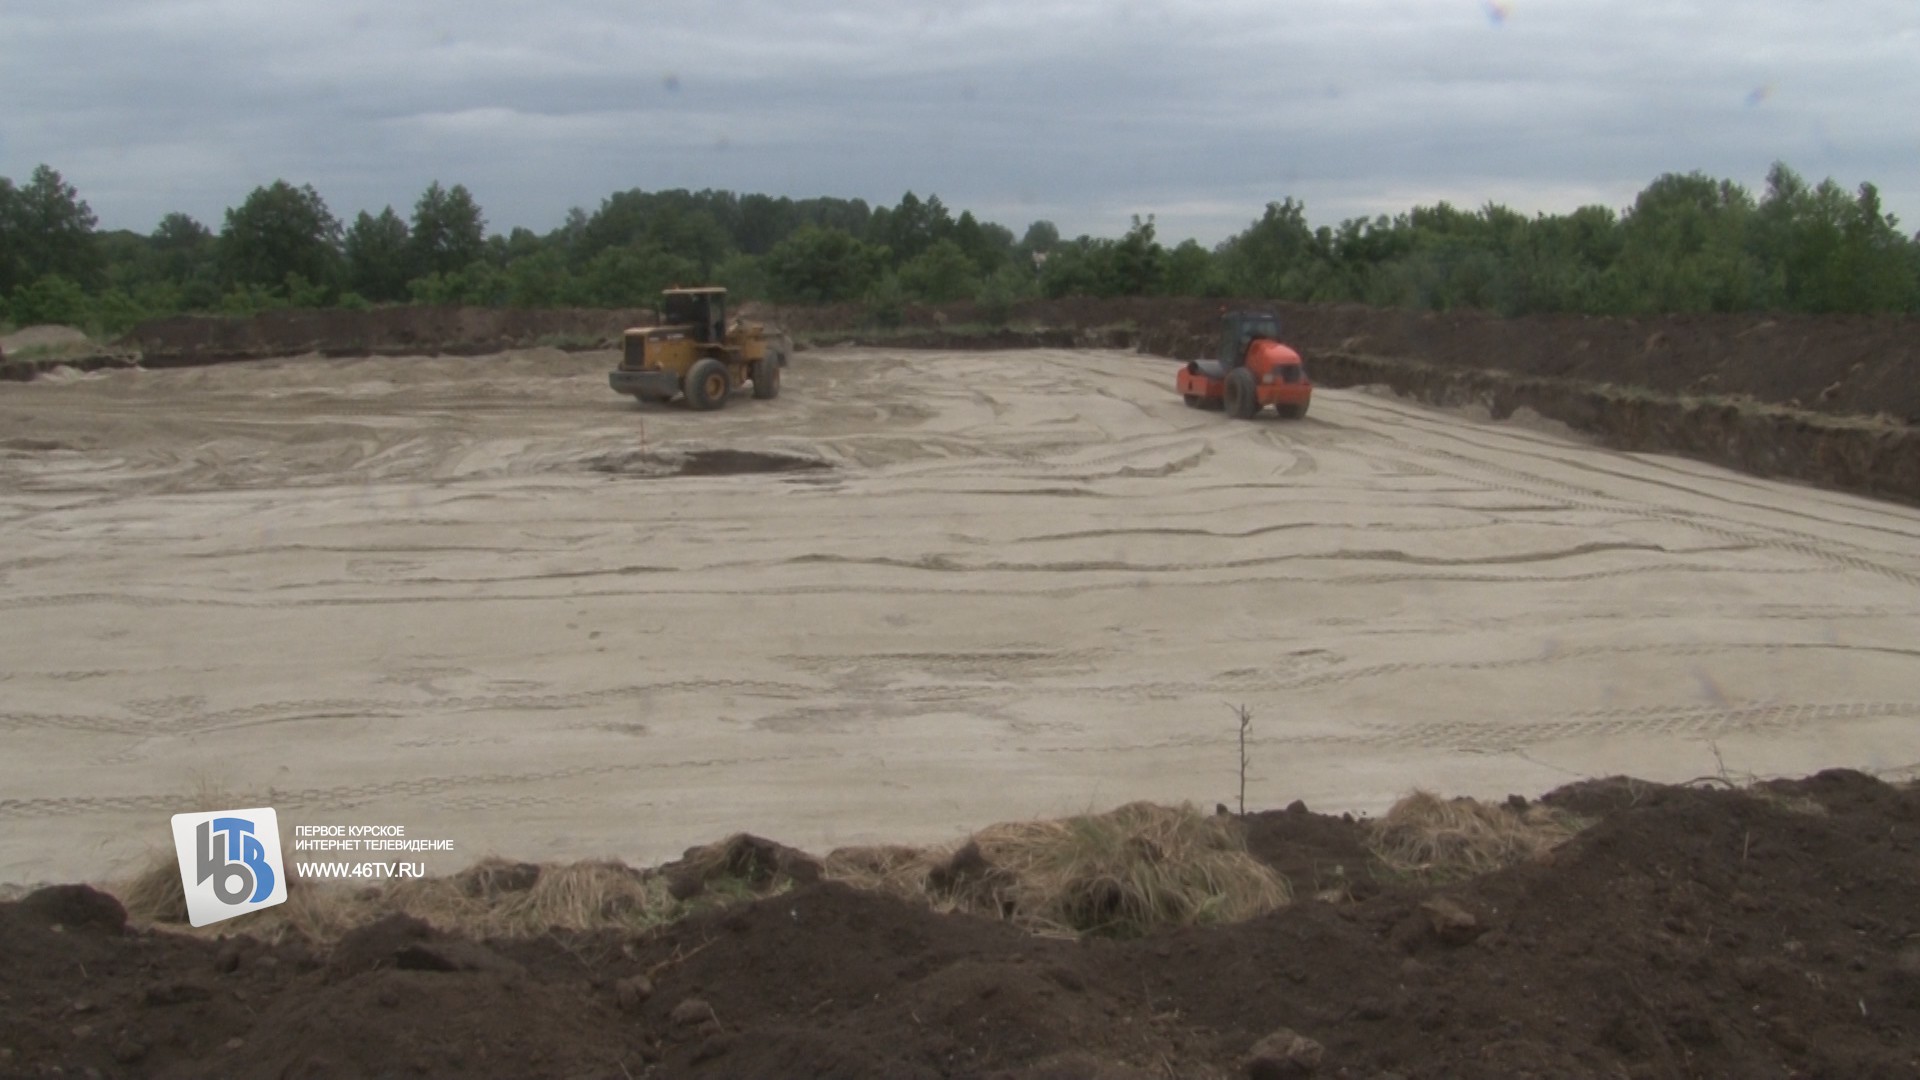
[120,306,657,368]
[5,772,1917,1079]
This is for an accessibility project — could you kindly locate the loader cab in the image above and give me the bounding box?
[1220,311,1282,368]
[661,287,728,346]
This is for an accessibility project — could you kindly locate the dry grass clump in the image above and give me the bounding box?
[383,858,678,938]
[1368,791,1588,882]
[820,845,927,894]
[112,803,1288,943]
[1745,785,1831,817]
[114,853,681,944]
[116,851,193,925]
[828,801,1290,938]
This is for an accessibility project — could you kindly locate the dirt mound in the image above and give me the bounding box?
[6,774,1918,1078]
[0,324,92,353]
[0,324,140,382]
[120,306,656,367]
[829,802,1291,938]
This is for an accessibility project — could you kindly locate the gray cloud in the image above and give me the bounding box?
[2,0,1914,244]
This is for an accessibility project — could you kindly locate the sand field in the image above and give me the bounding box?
[3,346,1919,884]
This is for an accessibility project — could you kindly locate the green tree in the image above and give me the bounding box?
[864,272,906,327]
[95,229,151,290]
[897,238,979,302]
[714,252,768,300]
[645,208,730,276]
[502,250,575,308]
[283,273,332,308]
[879,192,952,265]
[150,212,218,299]
[345,207,412,303]
[497,226,545,265]
[1505,205,1620,314]
[1105,215,1165,296]
[91,284,183,335]
[220,181,343,295]
[1019,220,1060,256]
[792,196,875,239]
[1752,165,1914,313]
[219,283,289,316]
[1833,183,1916,312]
[1605,172,1759,313]
[408,182,487,280]
[949,210,1009,275]
[408,261,509,306]
[573,245,699,308]
[1162,239,1225,296]
[575,189,740,275]
[974,263,1037,325]
[1219,198,1328,300]
[578,189,653,263]
[763,226,889,303]
[0,165,101,293]
[9,274,93,326]
[1035,237,1104,298]
[1039,219,1166,299]
[734,194,793,255]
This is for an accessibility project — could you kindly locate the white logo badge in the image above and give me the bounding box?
[170,808,288,927]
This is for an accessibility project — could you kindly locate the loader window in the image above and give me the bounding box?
[663,293,701,326]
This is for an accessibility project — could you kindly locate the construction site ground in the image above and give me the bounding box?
[3,337,1919,1077]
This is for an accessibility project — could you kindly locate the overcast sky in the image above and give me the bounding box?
[3,1,1915,246]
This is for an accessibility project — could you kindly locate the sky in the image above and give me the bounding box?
[2,0,1916,246]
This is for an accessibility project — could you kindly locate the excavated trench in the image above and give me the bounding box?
[1290,350,1920,506]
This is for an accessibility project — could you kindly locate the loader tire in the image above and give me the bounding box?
[1276,401,1308,420]
[685,358,730,411]
[1183,394,1205,409]
[1224,369,1260,419]
[751,356,781,399]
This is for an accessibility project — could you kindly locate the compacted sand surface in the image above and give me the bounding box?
[3,347,1918,883]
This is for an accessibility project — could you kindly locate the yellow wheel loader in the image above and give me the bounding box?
[608,287,786,410]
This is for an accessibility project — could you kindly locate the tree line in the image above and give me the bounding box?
[1,162,1915,335]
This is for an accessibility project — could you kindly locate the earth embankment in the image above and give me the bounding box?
[122,306,654,367]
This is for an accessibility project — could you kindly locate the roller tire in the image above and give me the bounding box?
[1224,369,1260,420]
